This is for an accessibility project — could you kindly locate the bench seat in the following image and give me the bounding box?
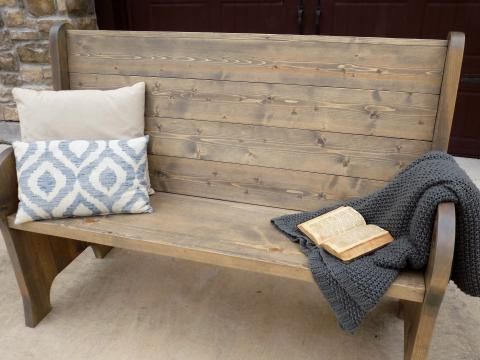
[8,191,425,303]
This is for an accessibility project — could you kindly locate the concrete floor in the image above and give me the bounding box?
[1,243,480,360]
[0,148,479,360]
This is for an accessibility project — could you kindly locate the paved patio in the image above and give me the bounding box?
[0,146,479,360]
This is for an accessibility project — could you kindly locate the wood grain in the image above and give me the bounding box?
[0,221,88,327]
[149,155,385,211]
[8,192,426,303]
[402,202,456,360]
[146,117,432,181]
[67,31,447,94]
[49,22,72,91]
[432,32,465,151]
[66,30,448,46]
[0,147,17,217]
[70,73,439,140]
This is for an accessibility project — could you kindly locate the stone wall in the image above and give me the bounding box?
[0,0,97,143]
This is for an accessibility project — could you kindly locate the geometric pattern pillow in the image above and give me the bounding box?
[12,136,152,224]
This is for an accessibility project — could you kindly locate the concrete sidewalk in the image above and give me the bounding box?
[0,241,479,360]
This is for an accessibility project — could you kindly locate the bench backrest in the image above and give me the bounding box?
[50,26,464,211]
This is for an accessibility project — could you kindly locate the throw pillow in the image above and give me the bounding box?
[12,136,152,225]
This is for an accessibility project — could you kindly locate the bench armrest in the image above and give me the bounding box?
[425,202,456,303]
[0,147,18,217]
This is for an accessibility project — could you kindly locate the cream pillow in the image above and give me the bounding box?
[13,83,154,194]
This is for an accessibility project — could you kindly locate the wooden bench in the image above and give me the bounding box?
[0,24,464,360]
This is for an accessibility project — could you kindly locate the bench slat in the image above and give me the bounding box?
[67,31,446,94]
[149,155,386,211]
[70,73,439,141]
[147,117,432,181]
[66,30,448,46]
[8,192,425,303]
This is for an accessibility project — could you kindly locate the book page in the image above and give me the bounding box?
[297,206,366,245]
[323,224,389,253]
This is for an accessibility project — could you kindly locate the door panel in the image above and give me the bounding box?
[219,1,298,34]
[318,0,480,157]
[152,1,210,32]
[128,0,299,34]
[319,0,421,38]
[420,1,480,157]
[129,0,211,31]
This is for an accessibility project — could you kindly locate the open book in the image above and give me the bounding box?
[297,206,394,261]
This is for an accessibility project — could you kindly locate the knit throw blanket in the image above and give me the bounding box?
[272,152,480,332]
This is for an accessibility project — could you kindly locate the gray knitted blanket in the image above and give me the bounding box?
[272,152,480,332]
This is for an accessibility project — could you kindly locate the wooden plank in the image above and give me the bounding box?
[402,203,456,359]
[67,31,447,94]
[70,73,439,140]
[0,221,88,327]
[432,32,465,151]
[149,155,385,211]
[0,147,17,216]
[8,192,426,303]
[146,117,432,181]
[49,22,72,91]
[66,30,448,46]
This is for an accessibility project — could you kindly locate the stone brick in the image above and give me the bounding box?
[3,105,18,121]
[0,0,99,143]
[2,8,25,27]
[20,64,42,82]
[36,18,71,34]
[21,16,36,29]
[0,30,13,51]
[71,15,97,30]
[0,86,13,103]
[0,0,17,7]
[8,29,43,40]
[0,72,20,86]
[42,65,51,80]
[66,0,93,16]
[16,42,49,63]
[0,51,17,71]
[56,0,67,13]
[24,0,56,17]
[20,64,51,83]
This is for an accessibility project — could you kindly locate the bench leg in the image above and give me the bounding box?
[91,244,113,259]
[1,221,87,327]
[402,298,442,360]
[402,202,456,360]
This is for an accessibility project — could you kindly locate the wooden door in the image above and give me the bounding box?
[127,0,300,34]
[420,1,480,158]
[313,0,480,158]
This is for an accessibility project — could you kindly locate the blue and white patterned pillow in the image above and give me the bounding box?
[12,136,152,224]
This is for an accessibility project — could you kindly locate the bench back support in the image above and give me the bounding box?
[50,25,464,211]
